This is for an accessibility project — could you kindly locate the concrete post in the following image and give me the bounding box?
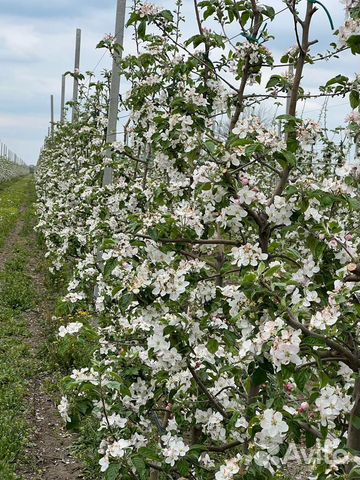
[103,0,127,186]
[71,28,82,122]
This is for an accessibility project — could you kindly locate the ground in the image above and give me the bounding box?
[0,176,83,480]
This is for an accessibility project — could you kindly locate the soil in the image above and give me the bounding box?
[0,195,84,480]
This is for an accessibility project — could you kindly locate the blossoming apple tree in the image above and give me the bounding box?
[0,155,28,182]
[37,0,360,478]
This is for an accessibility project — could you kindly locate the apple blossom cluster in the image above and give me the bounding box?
[35,1,360,479]
[58,396,71,423]
[338,18,360,46]
[338,0,360,47]
[0,156,29,182]
[58,321,83,337]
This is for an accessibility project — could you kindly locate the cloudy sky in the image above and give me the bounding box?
[0,0,354,165]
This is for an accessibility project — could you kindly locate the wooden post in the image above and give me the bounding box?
[71,28,81,122]
[50,94,55,136]
[103,0,127,186]
[61,74,66,123]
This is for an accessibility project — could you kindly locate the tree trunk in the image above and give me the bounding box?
[347,378,360,477]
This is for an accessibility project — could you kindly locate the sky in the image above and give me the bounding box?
[0,0,355,165]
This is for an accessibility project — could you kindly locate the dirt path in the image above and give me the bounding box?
[0,180,84,480]
[19,228,84,480]
[19,231,84,480]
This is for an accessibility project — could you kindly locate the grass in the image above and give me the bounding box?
[0,176,32,248]
[0,176,96,478]
[0,248,36,311]
[0,177,38,479]
[0,306,33,479]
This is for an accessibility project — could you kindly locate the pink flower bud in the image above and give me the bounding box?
[165,403,173,412]
[345,233,353,241]
[299,401,309,413]
[285,382,294,392]
[240,177,249,185]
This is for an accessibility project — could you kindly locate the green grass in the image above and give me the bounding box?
[0,176,33,248]
[0,176,32,248]
[0,256,36,479]
[0,306,32,479]
[0,249,36,311]
[0,177,38,479]
[0,176,94,478]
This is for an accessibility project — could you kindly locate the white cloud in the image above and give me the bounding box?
[0,24,41,61]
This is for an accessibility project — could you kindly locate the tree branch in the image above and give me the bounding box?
[136,234,242,246]
[188,363,229,419]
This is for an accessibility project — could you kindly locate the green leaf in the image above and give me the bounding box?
[132,455,147,478]
[301,336,326,348]
[266,75,281,89]
[350,467,360,478]
[201,182,212,191]
[177,459,190,476]
[240,11,250,27]
[252,367,267,386]
[257,261,266,274]
[207,338,219,354]
[264,264,281,278]
[138,20,146,39]
[294,368,311,392]
[325,74,349,87]
[347,34,360,55]
[277,114,296,121]
[275,150,296,166]
[127,11,140,26]
[241,272,257,286]
[138,447,160,461]
[186,34,205,48]
[161,9,173,21]
[263,5,275,19]
[204,140,216,154]
[148,228,160,241]
[106,464,121,480]
[203,5,216,20]
[104,258,117,278]
[252,359,274,386]
[245,142,262,156]
[305,430,317,448]
[350,90,360,109]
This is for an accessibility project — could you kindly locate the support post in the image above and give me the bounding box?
[95,0,127,301]
[103,0,127,186]
[50,94,55,136]
[61,74,66,123]
[286,64,294,116]
[71,28,81,123]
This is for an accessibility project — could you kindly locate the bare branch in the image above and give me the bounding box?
[188,363,229,419]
